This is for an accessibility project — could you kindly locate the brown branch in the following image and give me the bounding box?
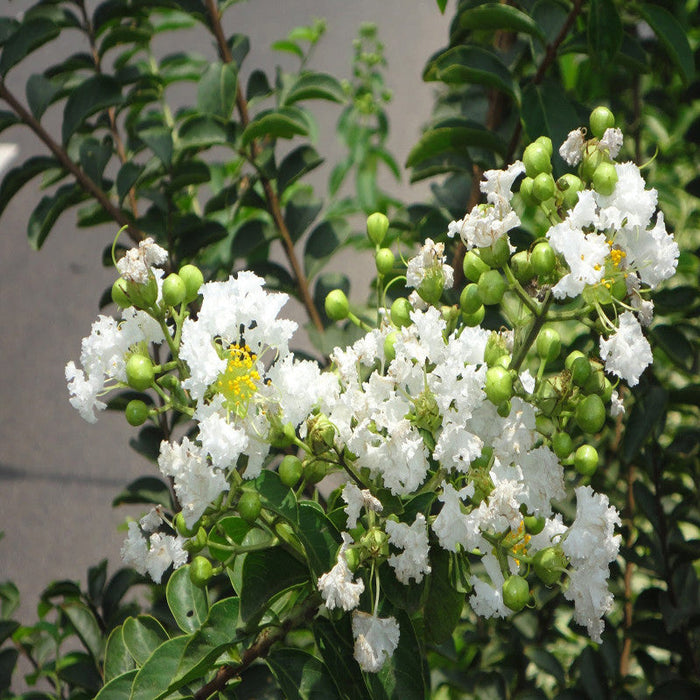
[0,80,144,244]
[204,0,324,333]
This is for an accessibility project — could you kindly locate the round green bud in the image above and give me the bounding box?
[497,399,511,417]
[304,458,328,484]
[484,333,508,367]
[536,415,555,437]
[390,297,412,328]
[551,432,573,459]
[485,366,513,405]
[524,514,546,535]
[162,273,186,307]
[611,276,627,301]
[478,236,510,268]
[477,270,507,306]
[502,575,530,612]
[519,176,538,207]
[533,547,567,585]
[590,106,615,139]
[583,366,606,396]
[126,354,154,391]
[189,556,213,587]
[125,399,149,427]
[523,142,552,177]
[511,251,534,283]
[367,212,390,246]
[384,331,398,362]
[238,491,262,523]
[279,455,303,487]
[531,241,556,276]
[570,356,592,388]
[344,547,360,573]
[535,135,553,156]
[185,526,207,553]
[575,394,606,434]
[463,250,490,282]
[557,173,584,209]
[462,304,485,327]
[174,512,197,538]
[536,327,561,363]
[325,289,350,321]
[565,350,585,370]
[460,283,482,315]
[592,161,618,196]
[178,264,204,302]
[601,378,613,404]
[139,276,159,308]
[580,147,604,182]
[533,172,556,202]
[574,444,599,476]
[375,248,395,275]
[112,278,131,308]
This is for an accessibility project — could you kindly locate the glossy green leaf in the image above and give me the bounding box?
[79,137,113,185]
[95,670,138,700]
[248,261,296,294]
[230,218,272,259]
[313,617,367,700]
[174,216,229,259]
[424,549,463,645]
[103,567,145,621]
[0,620,18,645]
[459,4,545,42]
[247,69,272,100]
[27,183,88,250]
[166,564,209,633]
[0,110,19,135]
[0,19,60,76]
[129,635,189,700]
[525,647,565,686]
[424,46,517,99]
[277,145,324,194]
[297,502,340,576]
[266,648,339,699]
[407,125,506,168]
[0,648,16,691]
[56,650,102,692]
[104,626,135,682]
[285,190,322,242]
[62,602,103,662]
[622,385,668,464]
[208,515,253,562]
[116,162,144,203]
[0,582,19,619]
[241,108,309,145]
[178,114,233,149]
[25,73,60,119]
[0,155,59,220]
[122,615,169,667]
[651,325,695,371]
[271,39,304,58]
[137,125,173,167]
[639,4,695,85]
[304,219,349,280]
[112,475,171,508]
[197,61,238,119]
[284,72,346,105]
[254,470,298,521]
[167,159,211,192]
[62,75,123,144]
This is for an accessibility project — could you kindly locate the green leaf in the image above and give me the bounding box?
[197,61,238,119]
[651,325,696,371]
[314,617,367,700]
[230,218,272,260]
[271,39,304,59]
[284,72,346,105]
[128,425,165,463]
[0,155,59,220]
[247,69,272,100]
[26,74,60,119]
[95,670,138,700]
[228,33,251,69]
[424,549,463,644]
[137,125,173,167]
[166,565,209,633]
[122,615,169,667]
[208,516,253,562]
[0,110,19,135]
[459,4,545,42]
[116,162,144,203]
[62,602,103,662]
[112,475,172,507]
[241,108,309,145]
[266,648,340,699]
[79,137,113,185]
[27,183,88,250]
[129,635,189,700]
[0,647,17,692]
[178,114,233,149]
[622,384,668,464]
[638,4,695,85]
[297,502,341,576]
[304,219,349,280]
[587,0,622,64]
[103,568,147,621]
[406,125,506,168]
[525,647,565,686]
[0,19,60,76]
[62,75,123,144]
[248,261,296,294]
[255,470,298,522]
[174,216,229,259]
[104,626,136,683]
[167,159,211,192]
[423,46,517,99]
[285,190,322,242]
[0,582,19,619]
[0,620,18,645]
[436,0,448,14]
[277,145,324,194]
[56,650,102,692]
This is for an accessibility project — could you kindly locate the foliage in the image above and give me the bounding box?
[0,1,699,699]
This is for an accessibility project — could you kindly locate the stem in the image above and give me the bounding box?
[510,291,551,373]
[203,0,324,333]
[503,262,538,314]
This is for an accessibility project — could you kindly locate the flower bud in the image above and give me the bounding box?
[536,327,561,362]
[589,106,615,139]
[189,556,213,587]
[535,135,553,156]
[531,241,556,277]
[579,146,604,182]
[566,351,592,387]
[557,173,584,209]
[417,268,446,305]
[383,331,398,362]
[112,277,131,308]
[344,546,361,573]
[497,399,511,417]
[375,248,395,275]
[462,250,490,282]
[303,458,330,484]
[523,142,552,177]
[178,264,204,302]
[523,514,546,535]
[126,354,155,391]
[533,547,567,585]
[510,251,534,283]
[367,212,390,246]
[308,414,336,453]
[519,176,538,207]
[460,283,482,315]
[462,304,485,327]
[162,273,186,307]
[575,394,606,434]
[477,270,507,306]
[125,399,149,426]
[238,491,262,523]
[174,512,198,537]
[592,162,618,196]
[184,526,208,553]
[485,366,513,405]
[502,575,530,612]
[532,172,555,202]
[390,297,412,328]
[551,431,573,459]
[279,455,303,487]
[574,444,599,476]
[325,289,350,321]
[478,236,510,268]
[483,332,509,366]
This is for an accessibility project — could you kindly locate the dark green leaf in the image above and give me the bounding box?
[0,582,19,619]
[174,216,229,259]
[229,218,271,259]
[128,425,165,464]
[0,620,18,645]
[0,155,59,220]
[166,565,209,634]
[103,568,147,621]
[266,648,340,699]
[314,617,367,700]
[130,635,189,700]
[41,579,82,600]
[122,615,169,667]
[25,74,60,119]
[0,647,17,692]
[27,183,88,250]
[285,190,322,242]
[247,69,272,100]
[94,669,138,700]
[62,75,123,144]
[88,559,108,605]
[208,516,253,562]
[0,18,19,46]
[56,651,102,692]
[653,286,698,311]
[229,32,251,68]
[650,325,696,371]
[137,125,173,166]
[79,137,113,185]
[0,110,19,135]
[651,680,700,700]
[424,549,463,644]
[178,114,233,149]
[525,647,565,686]
[277,145,324,194]
[297,502,340,576]
[587,0,622,64]
[622,384,668,464]
[0,19,60,76]
[104,626,135,682]
[62,602,103,661]
[241,108,309,145]
[284,72,346,105]
[116,162,144,203]
[167,159,210,192]
[406,125,507,168]
[248,261,296,294]
[197,61,238,119]
[459,4,545,42]
[254,469,298,522]
[304,219,349,280]
[436,0,448,13]
[575,647,607,700]
[638,4,695,85]
[112,475,172,508]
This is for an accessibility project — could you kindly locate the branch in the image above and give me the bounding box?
[204,0,324,333]
[0,80,144,245]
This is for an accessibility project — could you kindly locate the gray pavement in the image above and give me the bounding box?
[0,0,451,628]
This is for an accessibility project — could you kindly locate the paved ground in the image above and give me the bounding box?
[0,0,451,631]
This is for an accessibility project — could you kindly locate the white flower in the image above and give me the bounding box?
[406,238,454,298]
[564,562,614,643]
[448,205,520,250]
[317,533,365,612]
[598,127,623,158]
[120,521,187,583]
[597,162,657,231]
[599,312,652,387]
[559,128,585,166]
[385,513,431,584]
[610,390,625,417]
[481,161,526,211]
[342,483,383,529]
[352,611,400,673]
[519,446,565,517]
[432,481,479,552]
[116,237,168,284]
[468,552,510,619]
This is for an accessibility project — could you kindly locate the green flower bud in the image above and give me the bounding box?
[484,332,509,366]
[460,283,482,315]
[417,268,445,305]
[485,366,513,405]
[574,444,599,476]
[162,273,186,307]
[344,547,361,573]
[523,142,552,178]
[279,455,303,487]
[112,277,131,308]
[126,354,155,391]
[536,327,561,362]
[566,352,591,387]
[308,414,336,453]
[589,106,615,139]
[580,146,604,182]
[502,575,530,612]
[384,331,398,362]
[125,399,149,426]
[375,247,395,275]
[533,172,555,202]
[523,514,546,535]
[557,173,584,209]
[189,556,213,587]
[367,212,390,246]
[477,270,507,306]
[478,236,510,268]
[575,394,606,434]
[325,289,350,321]
[174,512,198,538]
[178,264,204,302]
[511,251,534,283]
[533,547,567,585]
[462,304,485,327]
[551,432,573,459]
[185,526,207,553]
[304,458,329,484]
[583,366,606,396]
[238,491,262,523]
[268,419,297,448]
[519,176,538,207]
[390,297,412,328]
[592,162,618,196]
[463,250,490,282]
[531,241,556,276]
[535,135,553,156]
[497,399,512,417]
